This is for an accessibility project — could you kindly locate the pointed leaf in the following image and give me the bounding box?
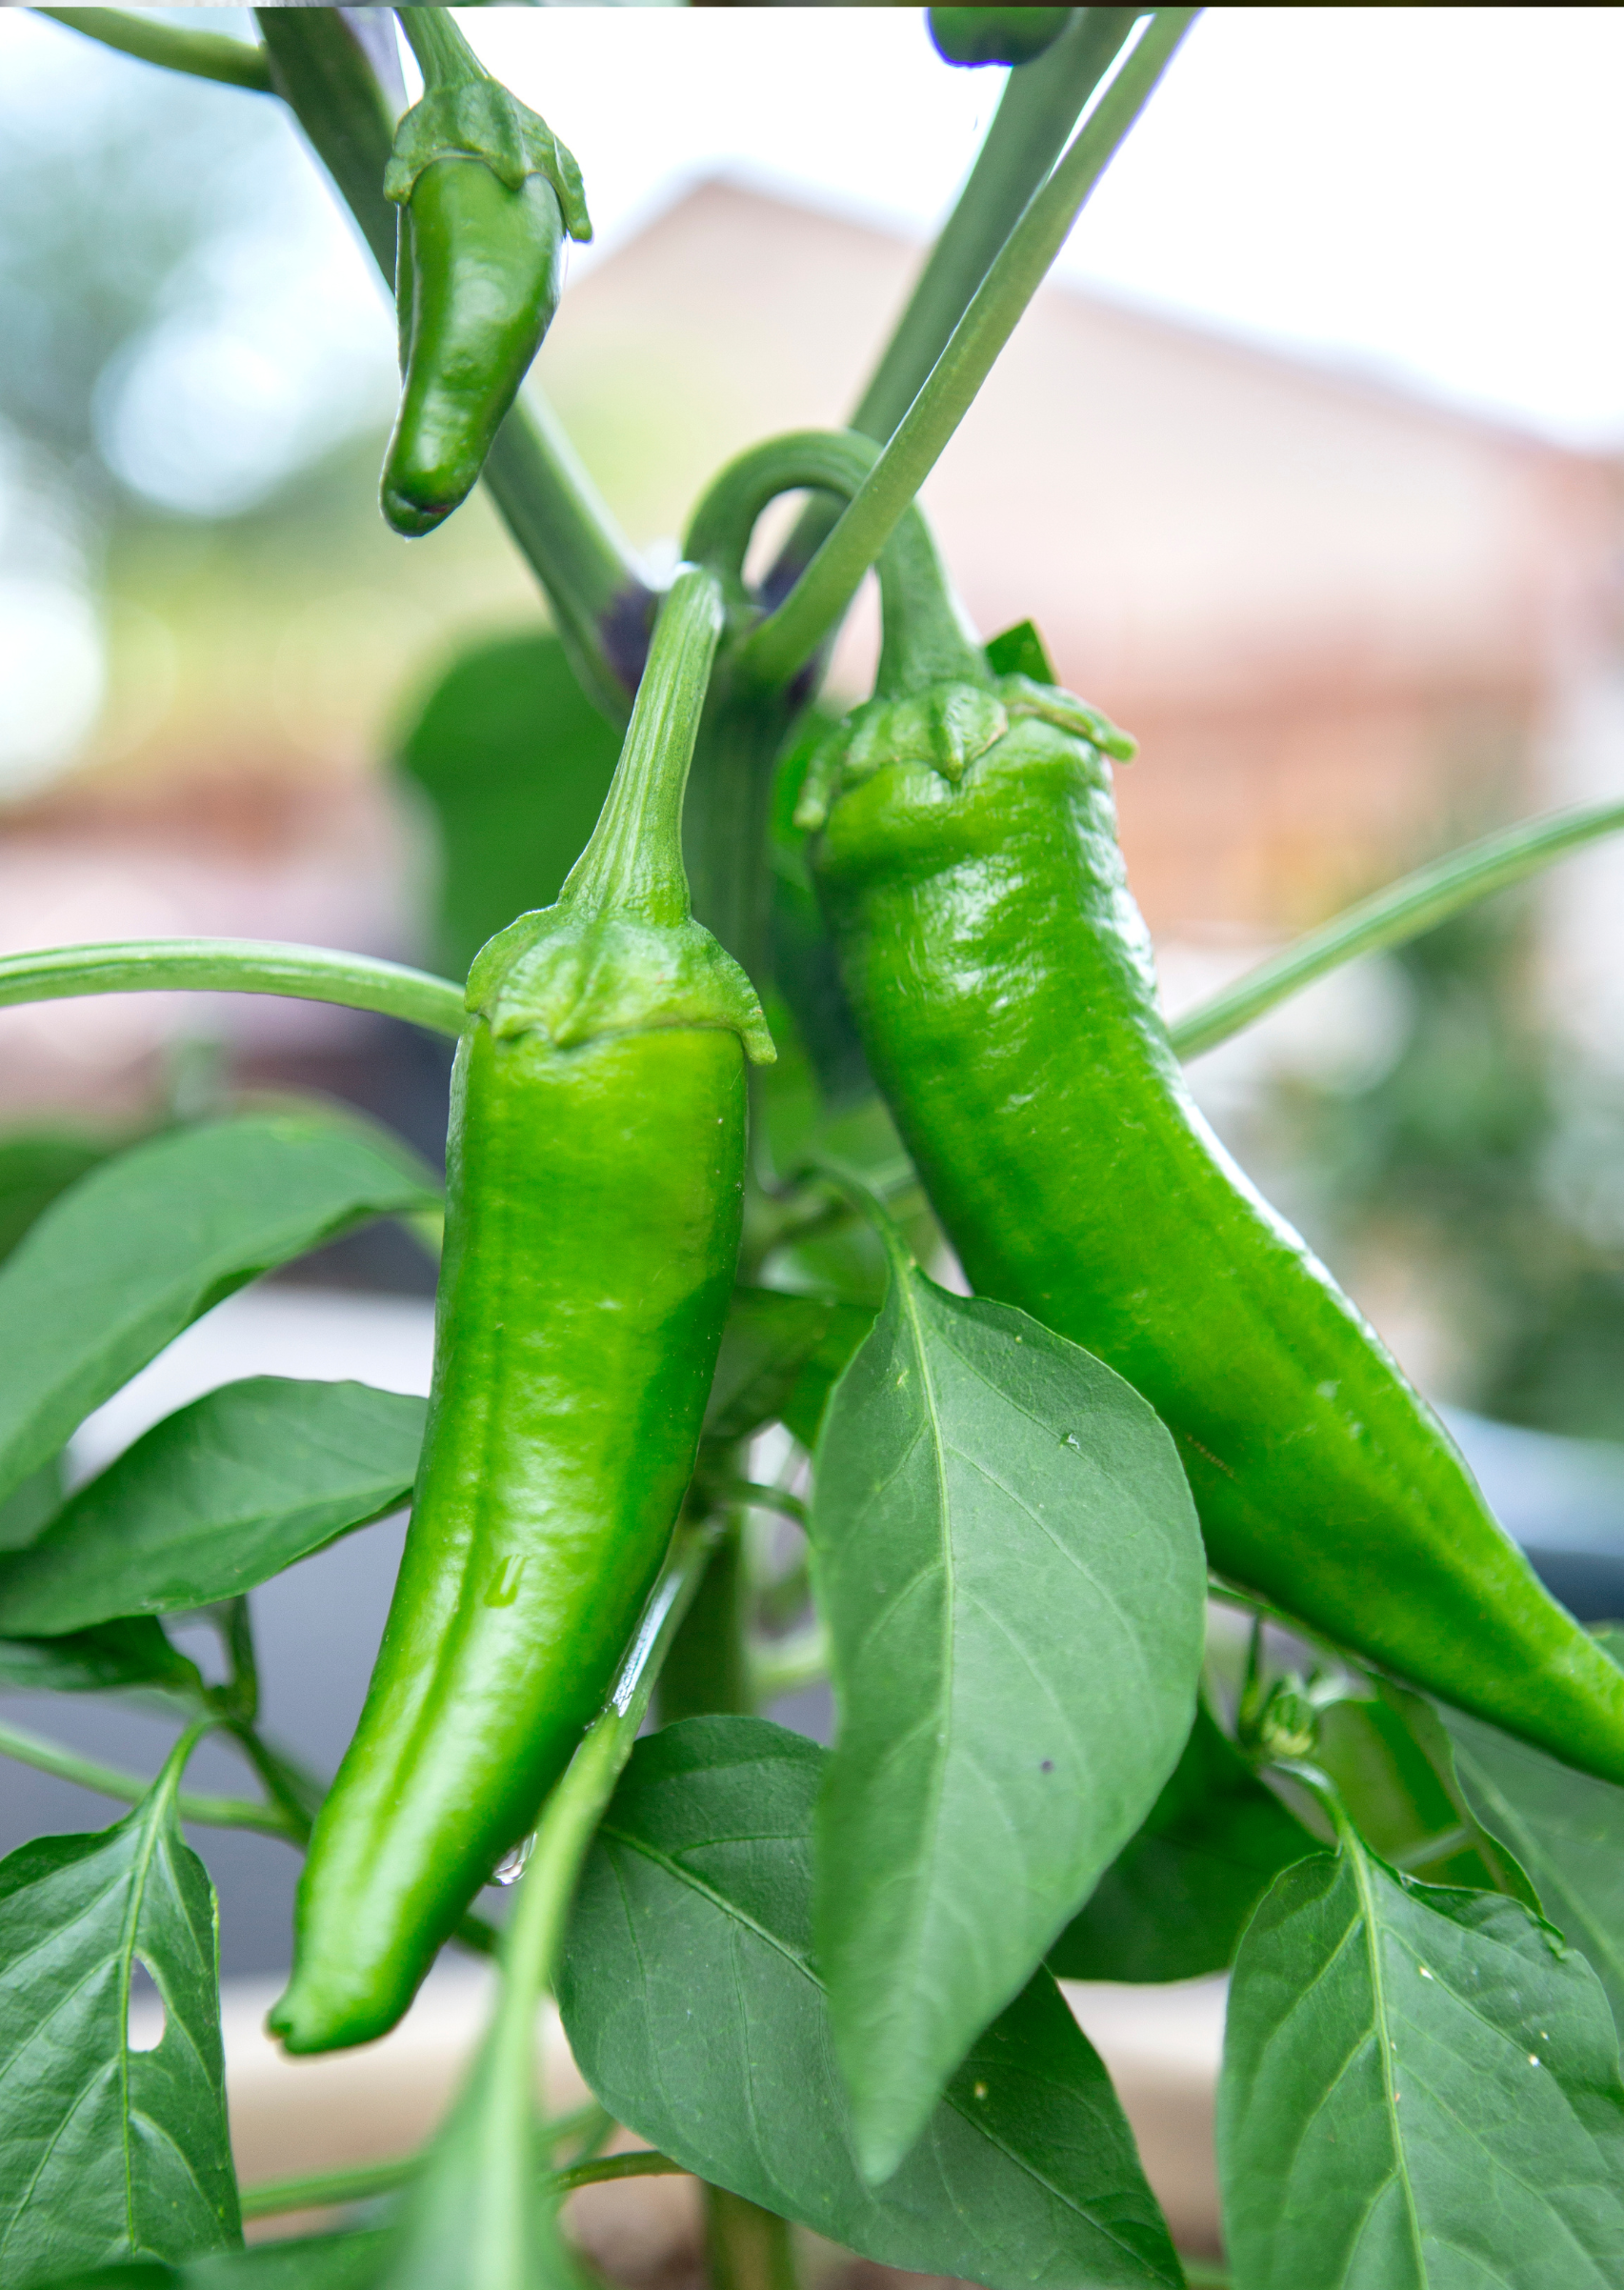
[1445,1629,1624,2031]
[812,1263,1205,2177]
[0,1380,426,1637]
[0,1742,241,2281]
[560,1717,1181,2290]
[0,1620,203,1700]
[1048,1701,1313,1982]
[1217,1825,1624,2289]
[0,1114,437,1511]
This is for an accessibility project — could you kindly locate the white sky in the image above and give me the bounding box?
[464,5,1624,450]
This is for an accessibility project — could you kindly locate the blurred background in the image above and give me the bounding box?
[6,4,1624,1975]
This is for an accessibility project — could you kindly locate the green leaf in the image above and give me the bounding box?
[0,1114,437,1513]
[1217,1821,1624,2289]
[985,617,1058,682]
[1047,1701,1313,1982]
[812,1257,1206,2179]
[1445,1629,1624,2031]
[706,1288,873,1449]
[560,1717,1181,2290]
[0,1131,113,1266]
[0,1458,65,1556]
[394,629,620,981]
[0,1380,427,1637]
[0,1731,241,2281]
[1317,1685,1537,1899]
[0,1619,203,1700]
[32,2228,391,2287]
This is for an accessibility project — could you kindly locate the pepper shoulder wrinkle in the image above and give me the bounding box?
[799,519,1624,1789]
[271,569,771,2054]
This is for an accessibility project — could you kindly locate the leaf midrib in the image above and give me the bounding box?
[597,1822,1173,2277]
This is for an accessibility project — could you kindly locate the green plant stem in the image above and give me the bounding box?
[749,1622,830,1705]
[1177,2261,1231,2289]
[856,10,1143,441]
[0,1716,296,1838]
[708,1479,808,1528]
[239,2099,615,2222]
[705,2186,800,2290]
[551,2150,682,2198]
[741,9,1198,689]
[253,6,649,721]
[772,9,1139,588]
[395,6,484,91]
[0,937,466,1037]
[559,566,724,922]
[1169,796,1624,1061]
[38,7,272,92]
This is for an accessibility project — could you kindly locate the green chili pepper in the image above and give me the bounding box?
[689,430,1624,1787]
[380,14,591,539]
[928,9,1076,68]
[269,567,772,2055]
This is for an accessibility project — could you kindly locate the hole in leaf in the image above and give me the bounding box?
[127,1959,165,2053]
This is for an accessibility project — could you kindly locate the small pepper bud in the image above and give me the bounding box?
[380,62,591,537]
[928,9,1075,68]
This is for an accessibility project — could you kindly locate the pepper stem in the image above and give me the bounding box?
[557,565,726,928]
[395,7,484,91]
[683,429,987,704]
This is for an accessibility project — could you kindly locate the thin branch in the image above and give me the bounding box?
[741,9,1199,687]
[238,2098,614,2221]
[1170,797,1624,1061]
[772,9,1141,591]
[0,937,465,1038]
[709,1479,809,1529]
[750,1622,830,1704]
[38,8,272,93]
[852,10,1143,443]
[551,2151,682,2198]
[0,1718,296,1838]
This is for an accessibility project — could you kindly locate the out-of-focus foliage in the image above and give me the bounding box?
[1273,887,1624,1440]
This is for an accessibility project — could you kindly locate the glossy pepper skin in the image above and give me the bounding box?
[379,48,591,539]
[383,160,564,537]
[799,543,1624,1789]
[271,570,772,2053]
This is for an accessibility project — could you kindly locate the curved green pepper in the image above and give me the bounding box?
[692,431,1624,1785]
[929,9,1076,68]
[270,568,772,2054]
[380,26,591,538]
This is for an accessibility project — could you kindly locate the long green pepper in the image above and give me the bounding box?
[271,567,772,2055]
[693,429,1624,1788]
[380,10,591,539]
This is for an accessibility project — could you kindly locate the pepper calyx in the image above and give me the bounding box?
[795,673,1135,830]
[384,82,591,241]
[468,910,774,1065]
